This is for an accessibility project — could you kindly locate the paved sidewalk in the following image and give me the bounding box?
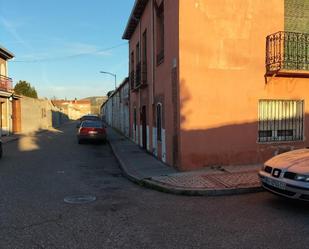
[1,134,20,144]
[108,127,263,196]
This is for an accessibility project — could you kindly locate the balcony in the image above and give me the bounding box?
[266,31,309,77]
[0,75,13,92]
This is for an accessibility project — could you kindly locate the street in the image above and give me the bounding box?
[0,122,309,249]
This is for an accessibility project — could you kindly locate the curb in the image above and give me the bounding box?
[108,139,143,185]
[108,138,264,196]
[2,136,20,144]
[142,179,263,196]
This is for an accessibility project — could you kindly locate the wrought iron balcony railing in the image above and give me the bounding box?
[266,31,309,75]
[0,75,13,91]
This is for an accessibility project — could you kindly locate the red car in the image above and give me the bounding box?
[77,120,107,144]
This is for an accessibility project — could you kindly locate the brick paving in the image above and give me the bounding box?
[152,174,221,189]
[151,171,260,190]
[108,126,263,195]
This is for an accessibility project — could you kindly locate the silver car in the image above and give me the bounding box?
[259,149,309,201]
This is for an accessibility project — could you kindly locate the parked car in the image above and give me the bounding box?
[259,148,309,201]
[77,120,106,144]
[0,139,2,158]
[76,114,101,128]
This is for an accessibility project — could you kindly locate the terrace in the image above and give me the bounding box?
[0,75,12,92]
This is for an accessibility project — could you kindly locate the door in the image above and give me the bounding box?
[12,99,21,133]
[141,106,147,149]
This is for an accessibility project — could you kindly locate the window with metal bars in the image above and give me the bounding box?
[258,99,304,142]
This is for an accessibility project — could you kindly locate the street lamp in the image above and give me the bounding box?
[100,71,117,90]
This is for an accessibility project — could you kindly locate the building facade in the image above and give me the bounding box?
[0,45,21,136]
[101,78,130,137]
[52,99,91,120]
[124,0,309,171]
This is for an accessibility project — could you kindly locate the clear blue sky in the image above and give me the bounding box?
[0,0,134,99]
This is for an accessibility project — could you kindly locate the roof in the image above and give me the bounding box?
[122,0,149,40]
[101,77,129,109]
[52,100,91,106]
[0,46,14,60]
[109,77,129,98]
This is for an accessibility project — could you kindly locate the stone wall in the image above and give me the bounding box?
[20,96,68,134]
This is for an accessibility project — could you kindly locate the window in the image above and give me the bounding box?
[136,42,140,63]
[130,51,134,89]
[258,100,304,142]
[156,103,162,141]
[135,42,141,86]
[156,2,164,65]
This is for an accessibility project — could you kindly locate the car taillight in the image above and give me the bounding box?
[96,128,106,134]
[79,127,91,134]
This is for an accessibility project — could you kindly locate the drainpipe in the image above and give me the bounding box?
[138,15,142,146]
[6,99,9,135]
[151,0,155,105]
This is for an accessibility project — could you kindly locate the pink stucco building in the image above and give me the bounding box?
[123,0,309,171]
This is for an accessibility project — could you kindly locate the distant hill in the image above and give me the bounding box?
[80,96,108,115]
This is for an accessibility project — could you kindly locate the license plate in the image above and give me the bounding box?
[263,177,286,190]
[89,131,98,135]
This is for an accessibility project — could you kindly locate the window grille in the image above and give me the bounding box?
[258,99,304,142]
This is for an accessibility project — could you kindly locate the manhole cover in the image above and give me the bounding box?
[64,195,96,204]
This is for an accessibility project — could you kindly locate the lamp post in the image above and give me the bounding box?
[100,71,117,128]
[100,71,117,90]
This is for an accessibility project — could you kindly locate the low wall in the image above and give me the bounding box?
[20,96,69,134]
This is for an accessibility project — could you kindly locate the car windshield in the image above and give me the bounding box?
[80,116,101,121]
[81,121,102,128]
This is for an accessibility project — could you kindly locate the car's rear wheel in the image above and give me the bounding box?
[78,139,83,144]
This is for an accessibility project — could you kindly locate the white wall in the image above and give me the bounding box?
[101,80,129,137]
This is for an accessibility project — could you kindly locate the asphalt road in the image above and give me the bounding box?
[1,122,309,249]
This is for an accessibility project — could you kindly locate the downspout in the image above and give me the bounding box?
[139,15,142,146]
[151,0,155,105]
[128,40,131,138]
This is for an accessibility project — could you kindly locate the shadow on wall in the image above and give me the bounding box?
[52,110,70,129]
[178,79,309,170]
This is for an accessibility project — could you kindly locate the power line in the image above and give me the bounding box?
[11,42,127,63]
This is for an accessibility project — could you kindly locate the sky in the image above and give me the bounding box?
[0,0,134,99]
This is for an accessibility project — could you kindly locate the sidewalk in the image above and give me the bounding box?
[1,134,20,144]
[108,127,263,196]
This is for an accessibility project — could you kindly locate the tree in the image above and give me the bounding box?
[14,80,38,98]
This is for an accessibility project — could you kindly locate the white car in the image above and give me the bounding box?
[259,149,309,201]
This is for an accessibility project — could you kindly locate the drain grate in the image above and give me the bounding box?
[64,195,96,204]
